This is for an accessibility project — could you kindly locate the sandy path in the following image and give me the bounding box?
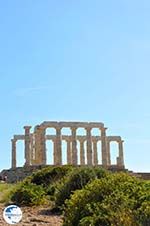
[0,204,63,226]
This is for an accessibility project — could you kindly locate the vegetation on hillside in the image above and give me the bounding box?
[54,167,108,208]
[63,173,150,226]
[1,166,150,225]
[0,183,15,203]
[11,165,74,206]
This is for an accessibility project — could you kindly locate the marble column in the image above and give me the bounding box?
[30,134,36,165]
[55,127,62,165]
[11,139,17,169]
[106,140,111,166]
[24,126,32,166]
[66,138,72,164]
[40,127,46,165]
[118,140,124,167]
[53,138,57,165]
[93,139,98,165]
[101,127,108,166]
[86,127,93,165]
[34,125,43,165]
[80,138,85,165]
[30,134,33,165]
[71,127,78,165]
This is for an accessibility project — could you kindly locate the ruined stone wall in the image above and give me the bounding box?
[1,166,149,184]
[11,121,125,170]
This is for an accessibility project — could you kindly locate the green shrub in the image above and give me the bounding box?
[55,167,108,208]
[31,165,74,187]
[63,173,150,226]
[11,182,47,206]
[0,183,16,203]
[10,165,74,206]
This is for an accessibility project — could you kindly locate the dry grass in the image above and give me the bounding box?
[0,183,16,203]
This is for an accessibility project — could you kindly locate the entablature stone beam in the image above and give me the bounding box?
[14,135,25,140]
[107,136,122,142]
[12,134,123,144]
[40,121,104,129]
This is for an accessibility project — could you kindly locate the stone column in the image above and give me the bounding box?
[53,138,57,165]
[11,139,17,169]
[80,138,85,165]
[24,126,32,166]
[71,127,78,165]
[101,127,108,166]
[40,127,46,165]
[30,134,36,165]
[34,125,41,165]
[55,127,62,165]
[34,126,47,165]
[53,137,59,165]
[117,140,125,167]
[66,138,72,164]
[106,140,111,166]
[93,139,98,165]
[30,134,33,165]
[86,127,93,165]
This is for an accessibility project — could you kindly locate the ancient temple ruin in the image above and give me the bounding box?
[11,121,125,169]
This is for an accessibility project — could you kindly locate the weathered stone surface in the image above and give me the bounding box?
[0,166,46,183]
[10,121,125,169]
[1,166,149,184]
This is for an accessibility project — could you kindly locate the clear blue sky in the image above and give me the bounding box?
[0,0,150,172]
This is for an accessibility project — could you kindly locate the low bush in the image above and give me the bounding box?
[63,173,150,226]
[10,165,74,206]
[31,165,74,187]
[0,183,16,203]
[55,167,108,208]
[11,182,47,206]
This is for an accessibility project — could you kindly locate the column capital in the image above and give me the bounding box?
[78,137,86,143]
[34,125,41,131]
[11,139,17,145]
[70,126,78,131]
[92,136,101,142]
[92,139,98,144]
[39,124,47,130]
[24,126,32,130]
[101,127,107,137]
[117,139,124,144]
[55,126,62,131]
[65,137,71,143]
[51,137,56,142]
[101,127,107,131]
[85,126,92,131]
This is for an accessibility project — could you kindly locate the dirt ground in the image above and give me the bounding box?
[0,204,63,226]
